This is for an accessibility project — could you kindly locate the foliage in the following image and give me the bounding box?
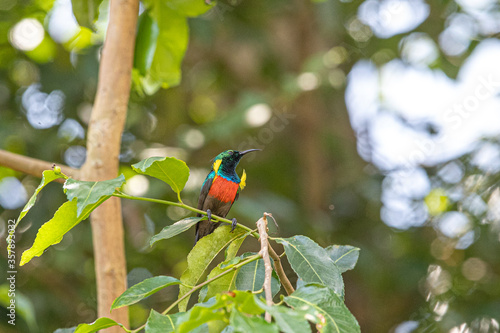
[3,0,500,331]
[15,157,360,332]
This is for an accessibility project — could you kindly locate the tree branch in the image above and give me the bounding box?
[257,214,273,322]
[113,192,259,237]
[80,0,139,330]
[0,149,79,181]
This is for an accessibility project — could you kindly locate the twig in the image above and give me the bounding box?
[0,149,79,181]
[257,213,273,322]
[268,243,295,295]
[113,192,260,238]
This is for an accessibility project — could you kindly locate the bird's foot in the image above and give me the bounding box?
[231,218,237,232]
[206,209,212,223]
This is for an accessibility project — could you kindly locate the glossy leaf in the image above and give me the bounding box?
[132,156,189,196]
[325,245,360,273]
[111,276,181,309]
[284,285,360,333]
[74,317,120,333]
[230,310,279,333]
[166,0,215,17]
[64,174,125,217]
[134,10,159,75]
[150,217,204,246]
[178,226,246,311]
[20,198,106,266]
[276,236,344,296]
[71,0,102,29]
[235,253,281,297]
[145,310,182,333]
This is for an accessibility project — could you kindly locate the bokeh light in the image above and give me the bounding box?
[245,103,272,127]
[0,177,27,209]
[22,84,65,129]
[358,0,429,39]
[9,18,44,51]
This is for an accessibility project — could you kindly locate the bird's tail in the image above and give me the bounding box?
[194,216,221,244]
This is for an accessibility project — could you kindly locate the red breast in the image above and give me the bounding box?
[208,176,239,203]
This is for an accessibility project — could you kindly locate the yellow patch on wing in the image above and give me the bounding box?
[213,159,222,173]
[239,169,247,190]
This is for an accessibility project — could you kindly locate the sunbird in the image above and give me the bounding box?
[195,149,260,243]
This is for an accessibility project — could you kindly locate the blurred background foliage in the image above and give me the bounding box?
[1,0,500,332]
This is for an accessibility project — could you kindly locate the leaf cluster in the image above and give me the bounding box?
[14,156,361,333]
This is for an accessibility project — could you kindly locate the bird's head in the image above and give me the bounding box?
[212,149,260,175]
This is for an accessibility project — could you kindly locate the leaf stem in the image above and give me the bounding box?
[113,192,259,237]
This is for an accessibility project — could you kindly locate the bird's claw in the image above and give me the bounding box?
[231,218,237,232]
[206,209,212,223]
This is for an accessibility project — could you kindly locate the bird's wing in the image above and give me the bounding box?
[197,171,215,213]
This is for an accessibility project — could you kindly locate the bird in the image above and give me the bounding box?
[195,149,260,243]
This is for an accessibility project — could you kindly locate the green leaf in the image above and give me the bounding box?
[231,291,265,315]
[225,232,247,260]
[111,276,181,310]
[166,0,215,17]
[150,217,204,246]
[284,285,360,333]
[276,236,344,297]
[20,196,108,266]
[64,174,125,218]
[180,291,264,333]
[74,317,121,333]
[150,4,188,89]
[134,10,160,75]
[199,260,238,303]
[325,245,360,273]
[10,170,67,246]
[153,3,186,84]
[133,0,190,94]
[220,257,242,269]
[0,284,37,331]
[71,0,102,29]
[230,310,279,333]
[132,156,189,197]
[256,301,311,333]
[145,310,182,333]
[178,306,225,333]
[178,226,246,311]
[235,253,281,297]
[199,233,247,302]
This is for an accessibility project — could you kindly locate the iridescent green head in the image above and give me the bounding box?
[212,149,260,176]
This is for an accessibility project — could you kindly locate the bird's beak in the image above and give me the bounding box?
[240,149,261,156]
